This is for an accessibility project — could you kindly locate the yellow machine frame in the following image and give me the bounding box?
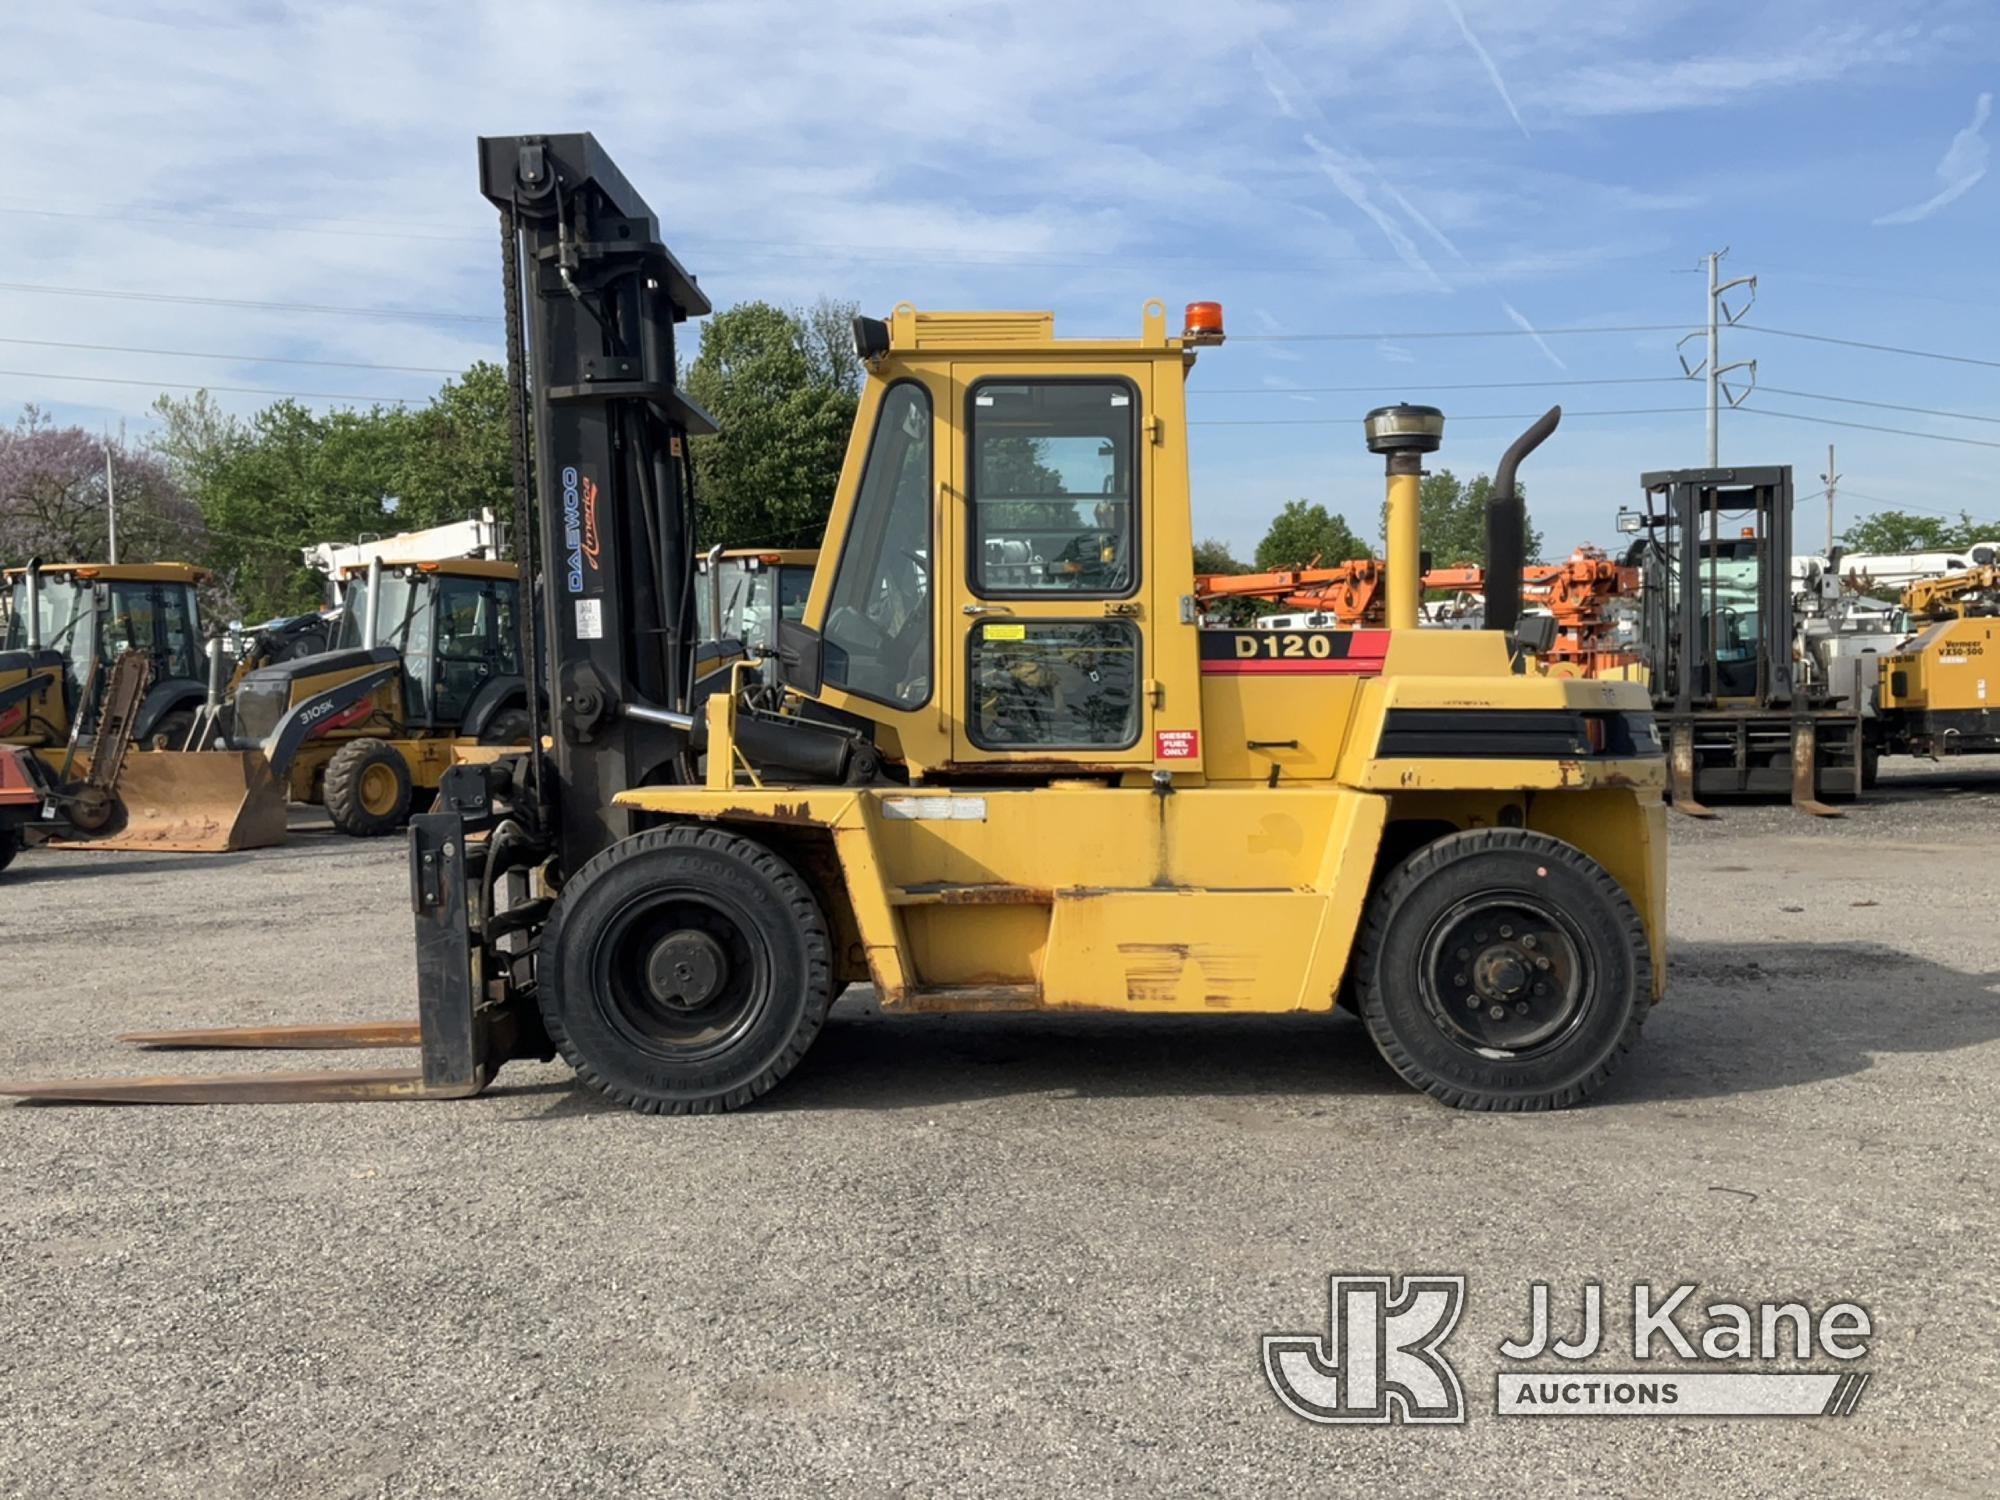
[613,303,1666,1017]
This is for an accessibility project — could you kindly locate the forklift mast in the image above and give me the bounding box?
[1634,466,1798,711]
[477,134,716,865]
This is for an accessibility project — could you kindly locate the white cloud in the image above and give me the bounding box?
[1874,91,1992,225]
[1440,0,1532,138]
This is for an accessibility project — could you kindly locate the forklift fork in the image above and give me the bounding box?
[1790,719,1842,818]
[0,811,515,1104]
[1666,722,1716,819]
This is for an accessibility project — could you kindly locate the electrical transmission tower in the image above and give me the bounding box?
[1678,248,1758,465]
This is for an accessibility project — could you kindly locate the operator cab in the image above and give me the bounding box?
[792,302,1202,776]
[334,561,521,728]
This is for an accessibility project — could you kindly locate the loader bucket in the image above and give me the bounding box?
[82,749,290,853]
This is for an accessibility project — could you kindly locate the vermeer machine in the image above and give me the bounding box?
[0,134,1668,1111]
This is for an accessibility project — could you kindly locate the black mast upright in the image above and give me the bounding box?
[478,134,716,866]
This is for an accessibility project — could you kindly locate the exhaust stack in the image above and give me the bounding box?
[1484,406,1562,641]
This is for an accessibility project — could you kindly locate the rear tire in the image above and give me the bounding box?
[0,825,18,875]
[479,706,531,746]
[539,825,834,1114]
[323,738,411,836]
[1352,828,1649,1111]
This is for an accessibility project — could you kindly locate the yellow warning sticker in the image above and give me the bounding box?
[982,623,1026,640]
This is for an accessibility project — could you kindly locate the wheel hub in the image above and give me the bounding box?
[644,930,728,1010]
[1423,897,1588,1054]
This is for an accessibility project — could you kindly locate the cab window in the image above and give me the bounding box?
[967,620,1140,750]
[822,382,932,708]
[969,379,1137,597]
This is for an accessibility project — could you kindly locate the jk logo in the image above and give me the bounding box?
[1263,1274,1467,1425]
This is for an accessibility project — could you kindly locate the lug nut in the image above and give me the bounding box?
[1489,1005,1506,1020]
[1514,1002,1530,1016]
[1522,935,1537,950]
[1453,972,1466,986]
[1534,983,1548,997]
[1456,947,1470,961]
[1535,956,1551,971]
[1500,925,1513,939]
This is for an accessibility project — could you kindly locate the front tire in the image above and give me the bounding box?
[539,826,834,1114]
[478,705,531,746]
[0,825,18,875]
[146,708,198,752]
[1352,829,1650,1111]
[323,738,411,836]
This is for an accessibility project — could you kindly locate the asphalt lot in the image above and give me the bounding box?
[1,762,1996,1498]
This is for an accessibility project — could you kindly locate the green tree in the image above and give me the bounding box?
[1254,499,1370,569]
[394,361,512,531]
[1192,537,1245,576]
[159,397,409,621]
[1840,509,1997,554]
[684,299,861,549]
[1385,469,1546,568]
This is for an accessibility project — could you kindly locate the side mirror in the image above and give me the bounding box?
[776,619,824,695]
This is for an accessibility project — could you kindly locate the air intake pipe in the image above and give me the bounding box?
[1483,405,1562,641]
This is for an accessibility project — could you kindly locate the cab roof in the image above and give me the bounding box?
[707,548,819,567]
[882,301,1199,361]
[336,558,518,581]
[4,561,210,584]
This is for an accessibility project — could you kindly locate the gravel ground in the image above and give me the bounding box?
[0,761,1996,1498]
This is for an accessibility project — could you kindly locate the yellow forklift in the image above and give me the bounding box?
[221,557,530,835]
[0,134,1666,1111]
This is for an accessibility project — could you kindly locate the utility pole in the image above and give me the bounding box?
[1678,249,1758,465]
[1819,443,1840,555]
[103,431,118,565]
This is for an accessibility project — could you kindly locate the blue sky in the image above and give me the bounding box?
[6,0,1999,560]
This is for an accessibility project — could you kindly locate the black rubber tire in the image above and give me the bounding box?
[539,825,834,1114]
[147,708,198,752]
[1861,744,1881,791]
[322,737,412,837]
[1352,828,1650,1111]
[479,706,532,746]
[0,825,18,876]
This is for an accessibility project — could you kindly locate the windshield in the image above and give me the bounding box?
[335,572,421,651]
[5,576,93,678]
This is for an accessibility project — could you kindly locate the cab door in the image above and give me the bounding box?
[946,366,1157,767]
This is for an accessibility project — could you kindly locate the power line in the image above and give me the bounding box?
[1737,404,2000,450]
[1192,375,1682,395]
[0,282,499,326]
[1739,324,2000,371]
[0,368,414,405]
[1760,385,2000,426]
[1231,324,1686,343]
[0,336,465,376]
[1190,406,1702,427]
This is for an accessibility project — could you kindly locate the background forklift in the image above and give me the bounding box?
[1622,466,1862,815]
[222,556,530,835]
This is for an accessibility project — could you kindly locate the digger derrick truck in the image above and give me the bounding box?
[0,134,1668,1111]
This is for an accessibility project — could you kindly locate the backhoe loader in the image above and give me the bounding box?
[222,557,530,835]
[1,561,285,851]
[0,134,1667,1112]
